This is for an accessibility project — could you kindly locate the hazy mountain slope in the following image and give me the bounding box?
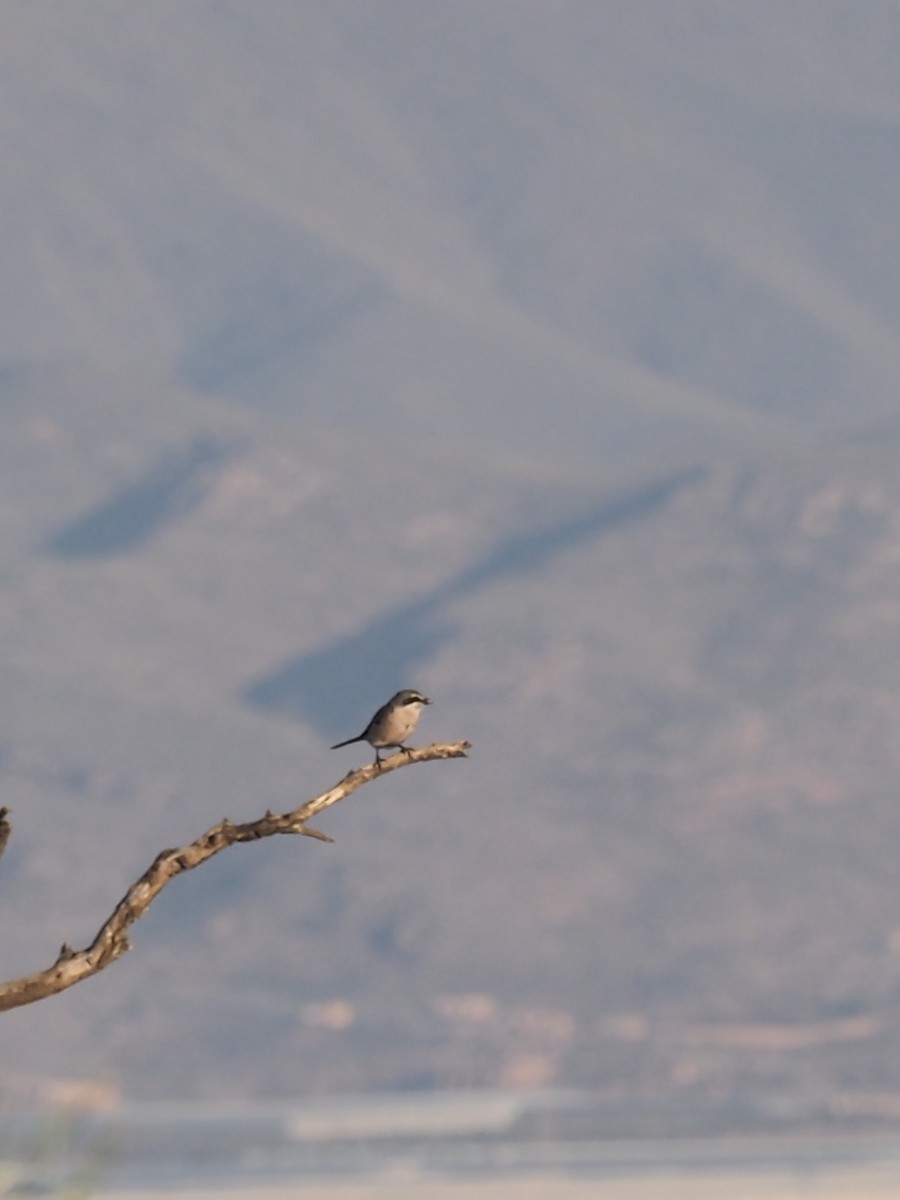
[2,3,900,466]
[2,369,900,1106]
[2,3,900,1115]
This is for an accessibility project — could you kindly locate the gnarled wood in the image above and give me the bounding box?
[0,741,470,1012]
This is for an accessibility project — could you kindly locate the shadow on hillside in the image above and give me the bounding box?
[242,466,706,735]
[44,435,231,558]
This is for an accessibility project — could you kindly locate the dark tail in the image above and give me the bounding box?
[330,734,365,750]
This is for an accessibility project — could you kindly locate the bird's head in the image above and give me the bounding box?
[395,689,431,708]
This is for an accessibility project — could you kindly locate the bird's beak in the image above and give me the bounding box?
[424,697,433,704]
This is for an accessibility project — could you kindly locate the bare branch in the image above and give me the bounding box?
[0,807,10,866]
[0,740,470,1013]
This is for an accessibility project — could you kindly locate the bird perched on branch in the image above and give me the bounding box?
[331,689,432,767]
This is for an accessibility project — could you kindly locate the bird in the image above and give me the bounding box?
[331,689,432,767]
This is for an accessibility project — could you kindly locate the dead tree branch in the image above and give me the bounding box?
[0,807,11,867]
[0,740,470,1013]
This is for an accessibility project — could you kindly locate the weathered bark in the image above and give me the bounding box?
[0,741,470,1012]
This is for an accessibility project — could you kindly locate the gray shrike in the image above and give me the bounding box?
[331,689,432,766]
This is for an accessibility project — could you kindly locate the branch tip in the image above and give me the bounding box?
[301,826,335,843]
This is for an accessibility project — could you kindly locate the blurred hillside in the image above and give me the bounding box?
[1,3,900,1117]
